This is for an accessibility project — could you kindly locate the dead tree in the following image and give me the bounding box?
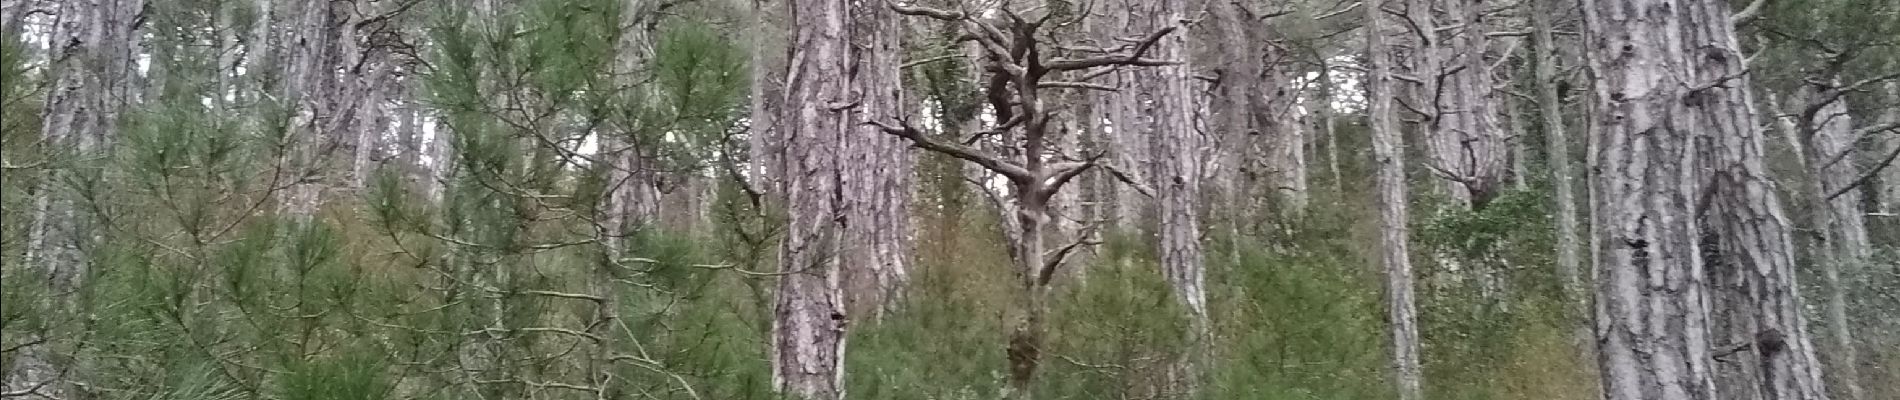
[872,2,1174,397]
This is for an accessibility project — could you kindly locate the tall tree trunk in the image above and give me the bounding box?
[1318,60,1345,195]
[1796,81,1867,400]
[7,0,146,397]
[839,1,913,318]
[1427,0,1508,209]
[769,0,856,396]
[1581,0,1720,394]
[1685,1,1831,398]
[1583,1,1834,399]
[1145,0,1208,393]
[1532,0,1591,368]
[1366,1,1424,399]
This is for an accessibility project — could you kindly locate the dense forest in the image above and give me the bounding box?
[1,0,1896,399]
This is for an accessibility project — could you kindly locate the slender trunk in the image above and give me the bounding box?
[1796,82,1867,400]
[1366,2,1423,399]
[7,0,146,396]
[1146,0,1208,392]
[1506,95,1529,190]
[1533,0,1591,368]
[1879,82,1900,214]
[1319,62,1345,195]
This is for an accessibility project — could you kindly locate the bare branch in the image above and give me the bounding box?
[1827,142,1900,201]
[1038,81,1119,91]
[866,119,1034,183]
[1038,230,1101,286]
[1044,26,1180,71]
[901,53,965,69]
[1100,162,1155,198]
[1731,0,1766,25]
[887,1,964,20]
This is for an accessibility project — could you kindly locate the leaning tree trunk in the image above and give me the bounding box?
[6,0,146,397]
[1366,1,1424,399]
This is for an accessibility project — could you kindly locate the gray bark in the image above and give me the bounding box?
[1532,0,1591,366]
[1422,0,1508,209]
[1796,82,1867,400]
[1581,0,1720,394]
[7,0,146,397]
[769,0,856,396]
[1366,1,1424,399]
[1880,82,1900,214]
[1583,1,1833,399]
[605,0,662,247]
[278,0,393,217]
[839,0,913,318]
[1684,0,1831,398]
[1144,0,1208,392]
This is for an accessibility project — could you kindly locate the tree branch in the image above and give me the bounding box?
[1044,26,1180,71]
[1827,142,1900,201]
[866,120,1033,183]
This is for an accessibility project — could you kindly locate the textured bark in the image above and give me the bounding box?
[1583,1,1833,399]
[1366,1,1424,399]
[1532,0,1591,365]
[838,0,913,318]
[1422,0,1508,209]
[1684,0,1830,398]
[1581,0,1720,391]
[278,0,396,217]
[749,0,787,198]
[1142,0,1208,392]
[1796,82,1866,400]
[769,0,855,396]
[1202,1,1304,215]
[7,0,146,396]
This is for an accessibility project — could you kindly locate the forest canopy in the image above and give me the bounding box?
[1,0,1897,399]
